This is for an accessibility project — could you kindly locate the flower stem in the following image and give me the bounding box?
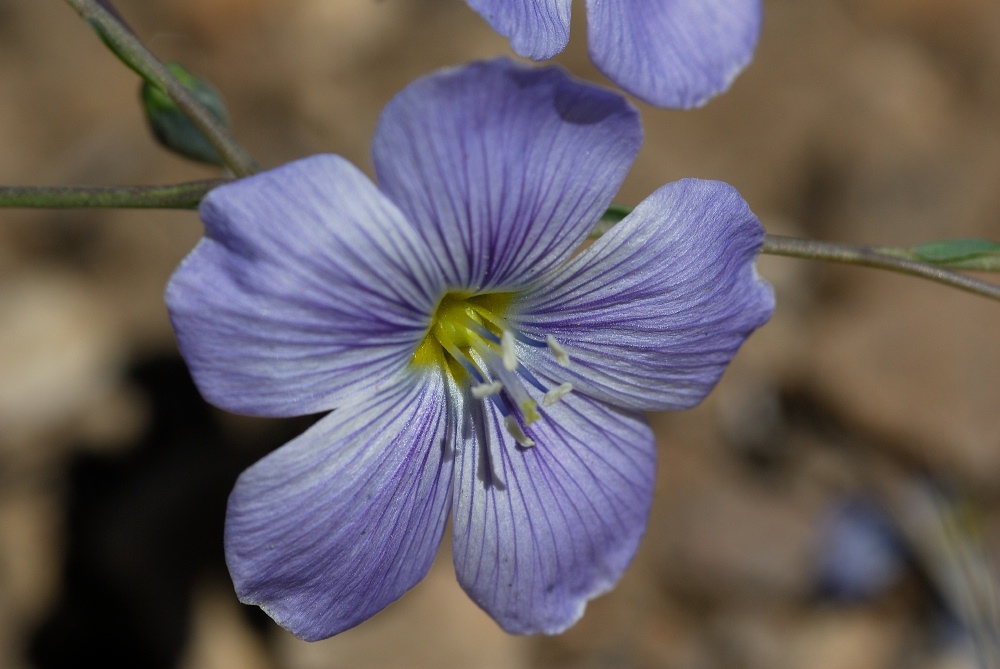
[0,179,227,209]
[761,234,1000,303]
[63,0,259,177]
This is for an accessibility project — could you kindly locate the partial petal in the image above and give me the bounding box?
[373,58,641,291]
[225,371,453,641]
[586,0,762,108]
[166,155,445,417]
[452,389,655,634]
[465,0,571,60]
[515,179,774,411]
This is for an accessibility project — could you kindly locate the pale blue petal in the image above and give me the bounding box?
[514,179,774,412]
[225,371,452,641]
[465,0,571,60]
[586,0,762,108]
[373,58,641,291]
[166,155,445,417]
[452,388,655,634]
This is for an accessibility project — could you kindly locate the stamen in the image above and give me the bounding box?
[504,415,536,448]
[434,330,487,383]
[512,331,548,347]
[516,364,549,394]
[462,316,501,345]
[415,293,571,447]
[542,382,573,407]
[486,350,541,424]
[471,381,503,399]
[519,399,541,424]
[501,330,518,371]
[469,303,507,331]
[546,335,570,367]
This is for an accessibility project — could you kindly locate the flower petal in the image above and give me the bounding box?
[586,0,762,108]
[373,58,642,291]
[225,371,453,641]
[166,155,445,417]
[465,0,571,60]
[451,389,655,634]
[514,178,774,412]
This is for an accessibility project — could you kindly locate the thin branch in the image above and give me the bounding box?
[761,234,1000,303]
[0,179,227,209]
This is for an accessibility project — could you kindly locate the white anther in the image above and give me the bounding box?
[542,382,573,407]
[520,399,541,424]
[504,415,536,448]
[546,335,570,367]
[471,381,503,399]
[501,330,518,371]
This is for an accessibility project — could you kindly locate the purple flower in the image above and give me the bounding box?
[166,58,774,640]
[466,0,762,108]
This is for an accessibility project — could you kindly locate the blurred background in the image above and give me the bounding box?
[2,0,1000,667]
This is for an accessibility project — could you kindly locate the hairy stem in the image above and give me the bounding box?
[0,179,227,209]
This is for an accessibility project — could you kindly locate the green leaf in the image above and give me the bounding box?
[141,62,230,166]
[590,204,633,238]
[601,203,632,224]
[910,239,1000,271]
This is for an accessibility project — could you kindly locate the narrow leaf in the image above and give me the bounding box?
[911,239,1000,271]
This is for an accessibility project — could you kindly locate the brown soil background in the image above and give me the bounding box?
[2,1,1000,668]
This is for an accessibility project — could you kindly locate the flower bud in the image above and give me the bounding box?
[141,62,230,166]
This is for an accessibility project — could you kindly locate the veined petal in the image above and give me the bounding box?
[452,389,655,634]
[515,179,774,412]
[166,155,445,417]
[373,58,641,291]
[586,0,762,108]
[465,0,571,60]
[225,371,453,641]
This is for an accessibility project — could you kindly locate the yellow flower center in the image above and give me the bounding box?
[411,291,514,379]
[411,291,573,448]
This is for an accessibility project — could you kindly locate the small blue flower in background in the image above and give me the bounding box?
[465,0,763,108]
[816,498,908,602]
[166,58,774,640]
